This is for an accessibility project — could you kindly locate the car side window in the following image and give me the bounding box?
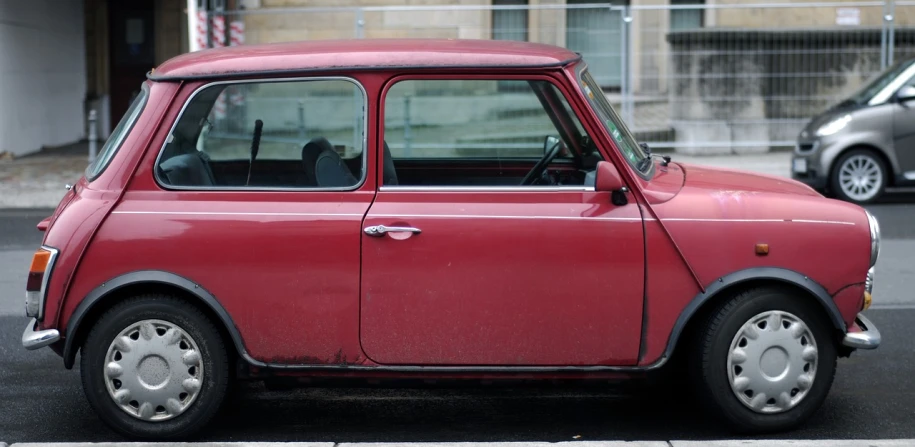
[157,78,365,189]
[382,79,602,188]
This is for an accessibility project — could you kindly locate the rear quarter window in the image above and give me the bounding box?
[86,84,149,181]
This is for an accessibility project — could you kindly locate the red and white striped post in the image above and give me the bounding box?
[187,0,207,52]
[196,10,208,51]
[229,21,245,47]
[228,21,246,108]
[210,15,228,120]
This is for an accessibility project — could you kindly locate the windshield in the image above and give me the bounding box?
[576,67,652,178]
[86,84,149,180]
[845,58,915,106]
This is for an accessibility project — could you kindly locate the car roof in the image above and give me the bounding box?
[149,38,582,81]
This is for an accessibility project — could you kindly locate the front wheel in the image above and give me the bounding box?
[80,295,229,440]
[830,149,888,204]
[690,287,837,433]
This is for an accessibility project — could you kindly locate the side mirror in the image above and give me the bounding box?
[595,161,629,206]
[544,135,560,155]
[897,85,915,102]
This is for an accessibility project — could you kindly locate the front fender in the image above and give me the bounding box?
[660,267,847,363]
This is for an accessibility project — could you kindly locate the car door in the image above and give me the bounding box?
[359,75,645,367]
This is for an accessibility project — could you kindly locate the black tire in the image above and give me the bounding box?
[80,295,229,440]
[830,148,888,204]
[689,287,838,433]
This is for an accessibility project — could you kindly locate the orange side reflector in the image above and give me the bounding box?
[755,243,769,255]
[29,250,51,273]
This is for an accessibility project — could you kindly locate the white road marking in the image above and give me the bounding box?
[8,441,915,447]
[671,441,915,446]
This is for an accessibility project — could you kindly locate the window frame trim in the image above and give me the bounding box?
[377,72,597,192]
[573,64,654,181]
[152,75,369,192]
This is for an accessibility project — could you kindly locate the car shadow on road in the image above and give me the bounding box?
[203,378,852,442]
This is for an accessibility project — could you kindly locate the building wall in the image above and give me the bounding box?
[84,0,186,139]
[156,0,189,66]
[712,0,915,28]
[0,0,86,157]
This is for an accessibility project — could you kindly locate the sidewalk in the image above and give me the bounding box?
[5,440,915,447]
[0,145,794,209]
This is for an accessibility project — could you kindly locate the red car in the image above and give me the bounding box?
[22,39,881,439]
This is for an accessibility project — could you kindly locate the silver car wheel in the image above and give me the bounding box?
[103,319,204,422]
[838,154,882,202]
[726,310,818,414]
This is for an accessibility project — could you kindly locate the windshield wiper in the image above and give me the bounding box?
[636,154,671,172]
[652,153,671,166]
[637,156,653,172]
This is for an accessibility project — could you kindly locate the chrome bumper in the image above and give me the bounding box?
[842,313,881,350]
[22,317,60,350]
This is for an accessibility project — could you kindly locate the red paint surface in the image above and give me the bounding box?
[152,39,579,80]
[34,41,873,376]
[833,284,866,328]
[360,190,645,366]
[41,81,179,330]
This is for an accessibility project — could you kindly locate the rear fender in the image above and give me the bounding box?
[62,270,245,369]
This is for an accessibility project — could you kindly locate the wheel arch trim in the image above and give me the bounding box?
[660,267,847,362]
[62,270,247,369]
[61,269,847,374]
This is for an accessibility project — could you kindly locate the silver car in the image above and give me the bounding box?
[792,57,915,204]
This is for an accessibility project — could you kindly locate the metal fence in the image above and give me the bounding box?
[196,1,915,154]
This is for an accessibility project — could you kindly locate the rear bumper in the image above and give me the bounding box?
[842,313,881,350]
[22,318,60,350]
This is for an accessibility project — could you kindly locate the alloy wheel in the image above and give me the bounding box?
[838,154,883,202]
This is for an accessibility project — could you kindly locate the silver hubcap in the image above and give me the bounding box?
[104,319,204,421]
[839,155,882,201]
[727,311,818,414]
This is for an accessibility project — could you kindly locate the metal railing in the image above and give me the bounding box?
[194,1,915,154]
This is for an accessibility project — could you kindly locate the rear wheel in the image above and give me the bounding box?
[80,295,229,440]
[690,287,837,433]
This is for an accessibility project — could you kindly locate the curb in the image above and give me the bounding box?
[8,442,915,447]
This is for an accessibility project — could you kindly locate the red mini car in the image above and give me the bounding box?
[22,39,881,439]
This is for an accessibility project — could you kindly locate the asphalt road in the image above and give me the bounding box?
[0,310,910,442]
[1,199,913,442]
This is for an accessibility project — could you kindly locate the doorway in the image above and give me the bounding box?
[109,0,155,122]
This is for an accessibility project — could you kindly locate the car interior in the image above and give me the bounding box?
[156,80,603,189]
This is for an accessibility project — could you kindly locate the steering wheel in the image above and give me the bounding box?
[521,136,563,185]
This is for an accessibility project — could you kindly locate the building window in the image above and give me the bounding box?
[671,0,704,31]
[566,0,628,89]
[492,0,528,42]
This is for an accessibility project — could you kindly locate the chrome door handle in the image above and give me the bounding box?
[364,225,422,237]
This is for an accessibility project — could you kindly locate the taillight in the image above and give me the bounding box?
[25,246,58,319]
